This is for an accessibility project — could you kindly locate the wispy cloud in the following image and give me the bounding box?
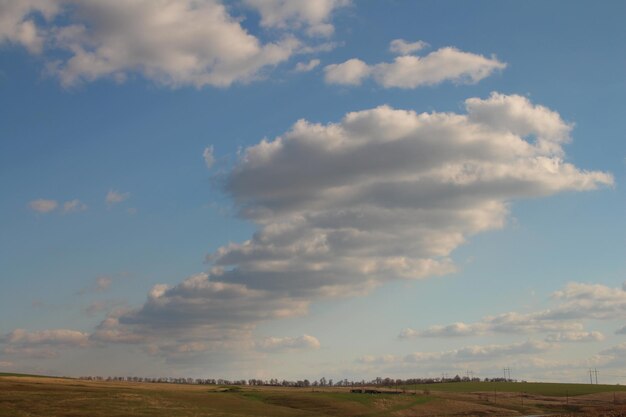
[244,0,350,37]
[294,58,321,72]
[325,41,506,88]
[62,199,87,213]
[29,198,87,214]
[389,39,429,55]
[28,198,58,213]
[203,146,215,169]
[256,334,320,352]
[400,281,626,341]
[105,190,130,206]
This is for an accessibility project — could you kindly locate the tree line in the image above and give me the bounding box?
[78,375,517,386]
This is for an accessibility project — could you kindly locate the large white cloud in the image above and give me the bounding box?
[88,93,613,359]
[325,41,506,88]
[0,0,345,87]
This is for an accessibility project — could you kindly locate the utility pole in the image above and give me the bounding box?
[594,368,598,385]
[589,369,593,384]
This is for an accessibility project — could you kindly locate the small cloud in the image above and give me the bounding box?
[398,328,420,339]
[356,354,398,364]
[4,328,90,348]
[95,276,112,292]
[389,39,428,55]
[545,331,605,343]
[28,199,58,213]
[106,189,130,206]
[256,334,320,352]
[324,45,506,88]
[62,199,87,213]
[294,59,320,73]
[0,361,14,368]
[324,58,370,85]
[77,276,113,295]
[126,207,138,215]
[84,301,107,316]
[203,146,215,169]
[616,325,626,335]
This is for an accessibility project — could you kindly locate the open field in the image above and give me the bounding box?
[404,381,626,397]
[2,375,626,416]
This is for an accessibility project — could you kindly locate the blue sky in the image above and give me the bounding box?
[1,0,625,383]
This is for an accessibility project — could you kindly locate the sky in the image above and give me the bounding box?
[0,0,625,384]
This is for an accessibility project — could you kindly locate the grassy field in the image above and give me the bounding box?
[2,375,626,416]
[404,381,626,397]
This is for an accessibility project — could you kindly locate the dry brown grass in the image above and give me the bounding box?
[2,375,626,417]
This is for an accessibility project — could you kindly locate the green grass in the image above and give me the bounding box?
[404,381,626,396]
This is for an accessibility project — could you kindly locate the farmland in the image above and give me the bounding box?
[2,374,626,416]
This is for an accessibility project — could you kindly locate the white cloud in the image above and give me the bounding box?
[402,281,626,341]
[62,199,87,213]
[203,145,216,169]
[389,39,428,55]
[324,58,370,85]
[0,0,60,53]
[93,273,309,354]
[3,328,89,346]
[325,44,506,88]
[400,322,483,339]
[95,276,112,292]
[545,331,605,343]
[404,340,552,364]
[95,94,612,358]
[294,58,321,72]
[256,334,320,351]
[356,354,399,364]
[90,316,147,344]
[1,328,90,358]
[244,0,350,37]
[2,0,338,88]
[105,189,130,206]
[466,93,572,155]
[28,198,58,213]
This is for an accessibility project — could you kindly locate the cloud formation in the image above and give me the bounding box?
[401,281,626,340]
[28,198,58,213]
[359,340,552,367]
[294,58,321,72]
[106,190,130,206]
[256,334,321,351]
[0,0,59,53]
[1,328,89,358]
[62,199,87,213]
[389,39,429,55]
[203,146,216,169]
[0,0,347,88]
[244,0,349,37]
[325,41,506,88]
[88,93,613,358]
